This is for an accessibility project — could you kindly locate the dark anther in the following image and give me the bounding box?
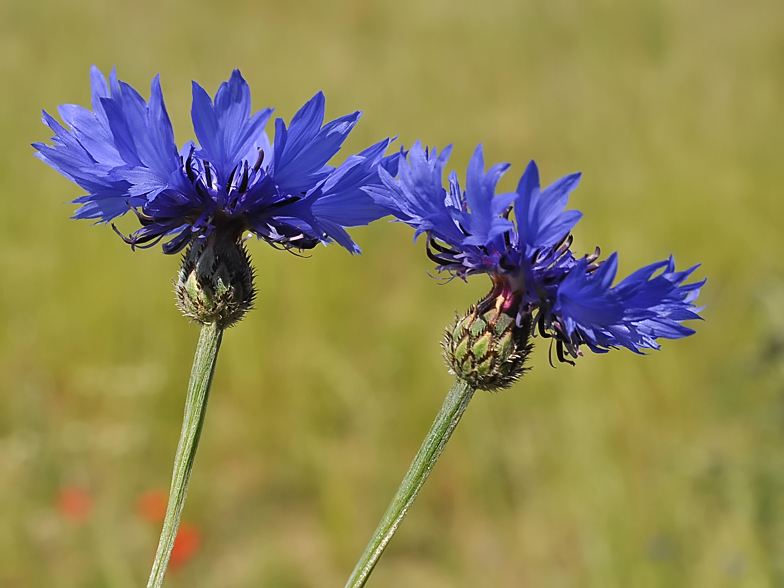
[558,234,574,254]
[585,246,601,263]
[227,165,238,189]
[161,229,192,255]
[111,223,135,245]
[503,227,512,249]
[265,196,301,212]
[194,181,211,201]
[426,246,450,266]
[111,225,166,250]
[238,162,250,193]
[285,248,312,258]
[268,241,312,258]
[538,312,550,338]
[253,148,264,172]
[428,238,458,255]
[204,162,213,187]
[185,150,197,182]
[553,233,573,253]
[129,206,155,226]
[548,340,556,368]
[556,340,566,363]
[290,235,319,251]
[499,254,516,272]
[126,232,161,246]
[556,341,575,366]
[586,260,603,274]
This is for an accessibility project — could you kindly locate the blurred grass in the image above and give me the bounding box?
[0,0,782,586]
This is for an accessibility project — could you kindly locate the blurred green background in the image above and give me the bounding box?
[1,0,782,586]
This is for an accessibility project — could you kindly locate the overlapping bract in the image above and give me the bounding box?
[369,141,703,358]
[34,67,399,254]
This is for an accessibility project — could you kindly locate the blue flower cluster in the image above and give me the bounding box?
[368,142,704,360]
[35,67,399,254]
[36,68,703,358]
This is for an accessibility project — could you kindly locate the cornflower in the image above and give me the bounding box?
[35,67,400,588]
[344,141,703,587]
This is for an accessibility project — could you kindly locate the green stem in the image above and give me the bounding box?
[146,321,223,588]
[345,378,476,588]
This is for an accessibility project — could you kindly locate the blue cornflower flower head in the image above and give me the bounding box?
[369,141,703,385]
[35,66,399,255]
[35,67,400,326]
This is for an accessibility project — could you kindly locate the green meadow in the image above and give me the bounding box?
[1,0,782,586]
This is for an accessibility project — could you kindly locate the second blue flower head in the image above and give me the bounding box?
[368,141,704,364]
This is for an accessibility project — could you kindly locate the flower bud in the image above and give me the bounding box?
[443,303,532,391]
[175,227,255,328]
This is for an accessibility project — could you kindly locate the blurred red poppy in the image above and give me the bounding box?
[57,486,92,523]
[169,522,201,570]
[136,488,168,524]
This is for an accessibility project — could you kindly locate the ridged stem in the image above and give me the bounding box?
[344,378,476,588]
[146,321,223,588]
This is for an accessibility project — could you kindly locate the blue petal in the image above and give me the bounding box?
[35,67,181,223]
[555,254,625,335]
[462,144,512,246]
[271,92,360,195]
[311,139,397,227]
[515,161,582,250]
[191,70,273,184]
[554,253,704,352]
